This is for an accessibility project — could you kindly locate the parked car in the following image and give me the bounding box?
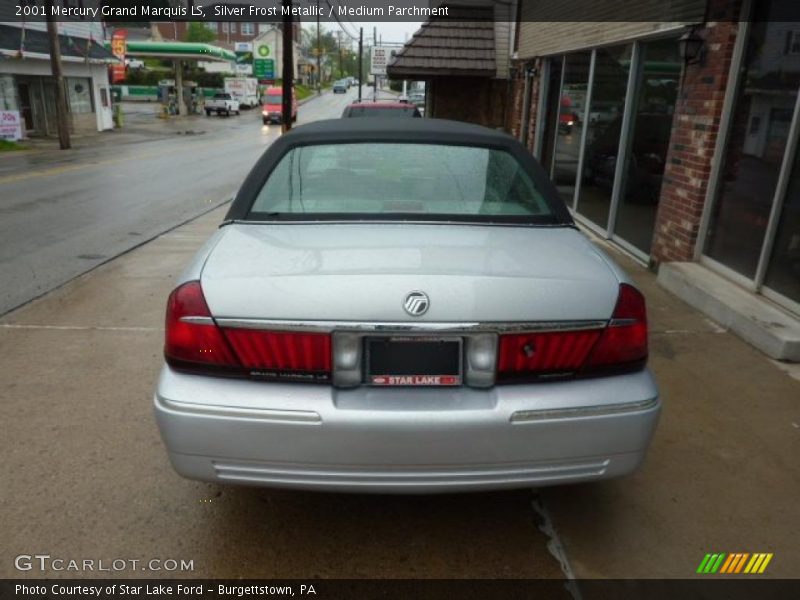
[333,80,348,94]
[154,118,661,493]
[261,86,297,125]
[205,93,240,117]
[342,102,422,118]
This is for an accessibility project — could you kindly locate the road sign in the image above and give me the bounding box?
[254,42,275,80]
[370,46,395,76]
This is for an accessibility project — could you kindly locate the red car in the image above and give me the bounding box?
[262,87,297,125]
[341,102,422,118]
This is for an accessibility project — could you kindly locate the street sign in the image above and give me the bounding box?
[254,42,275,81]
[370,46,395,76]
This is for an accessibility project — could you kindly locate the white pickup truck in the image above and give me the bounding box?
[205,93,240,117]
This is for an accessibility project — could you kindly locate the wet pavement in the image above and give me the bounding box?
[0,87,368,316]
[0,207,565,581]
[1,86,798,586]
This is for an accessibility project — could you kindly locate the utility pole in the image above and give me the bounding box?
[337,31,343,79]
[281,0,293,133]
[358,28,363,102]
[316,0,321,94]
[45,2,71,149]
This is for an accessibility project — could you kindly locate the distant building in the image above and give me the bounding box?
[0,20,114,137]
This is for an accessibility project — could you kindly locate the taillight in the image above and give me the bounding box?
[165,281,240,374]
[497,330,602,381]
[584,283,648,370]
[222,329,331,381]
[496,283,648,383]
[165,281,332,381]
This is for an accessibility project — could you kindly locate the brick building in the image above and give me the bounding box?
[387,5,514,128]
[508,0,800,359]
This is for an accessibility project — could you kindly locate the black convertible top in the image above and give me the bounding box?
[225,118,574,224]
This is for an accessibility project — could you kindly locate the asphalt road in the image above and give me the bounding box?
[0,86,368,316]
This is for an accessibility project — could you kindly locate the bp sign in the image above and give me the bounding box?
[254,42,275,80]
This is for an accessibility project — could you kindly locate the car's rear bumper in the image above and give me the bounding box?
[154,366,660,493]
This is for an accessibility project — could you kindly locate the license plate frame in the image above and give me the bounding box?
[364,336,463,387]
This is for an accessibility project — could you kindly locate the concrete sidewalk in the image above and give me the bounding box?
[545,238,800,579]
[1,208,797,579]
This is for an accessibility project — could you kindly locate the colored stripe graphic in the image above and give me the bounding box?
[697,554,712,574]
[701,552,773,574]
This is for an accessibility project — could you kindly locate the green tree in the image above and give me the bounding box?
[185,22,217,43]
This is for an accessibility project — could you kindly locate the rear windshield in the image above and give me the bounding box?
[345,106,419,118]
[247,143,558,224]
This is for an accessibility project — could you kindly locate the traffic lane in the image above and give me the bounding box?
[0,128,274,315]
[0,92,350,316]
[0,207,565,581]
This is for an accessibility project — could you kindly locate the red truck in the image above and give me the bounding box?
[262,87,297,125]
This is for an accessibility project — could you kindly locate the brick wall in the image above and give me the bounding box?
[430,77,509,129]
[651,0,743,265]
[508,58,543,152]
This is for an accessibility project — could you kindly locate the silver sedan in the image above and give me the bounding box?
[154,118,660,493]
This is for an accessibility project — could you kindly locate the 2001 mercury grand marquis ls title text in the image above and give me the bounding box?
[154,118,661,493]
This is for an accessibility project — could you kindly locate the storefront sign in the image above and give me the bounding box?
[0,110,23,141]
[254,42,275,81]
[235,42,253,76]
[370,46,394,76]
[110,30,128,84]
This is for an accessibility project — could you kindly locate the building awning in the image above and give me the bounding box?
[107,40,236,62]
[0,24,115,63]
[387,6,495,78]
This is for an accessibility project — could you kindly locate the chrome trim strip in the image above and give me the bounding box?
[510,397,658,423]
[215,318,608,334]
[156,395,322,423]
[179,316,215,325]
[609,318,637,327]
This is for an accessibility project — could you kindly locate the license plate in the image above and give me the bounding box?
[365,336,462,386]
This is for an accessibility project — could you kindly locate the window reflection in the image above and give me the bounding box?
[704,10,798,278]
[552,52,591,206]
[614,40,680,254]
[577,44,632,229]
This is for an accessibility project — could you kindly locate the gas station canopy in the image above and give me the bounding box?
[105,40,236,62]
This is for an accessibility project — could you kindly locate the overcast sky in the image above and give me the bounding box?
[305,21,423,46]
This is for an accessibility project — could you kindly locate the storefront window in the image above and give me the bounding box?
[576,44,632,229]
[704,11,799,278]
[764,151,800,307]
[614,39,680,254]
[0,75,18,111]
[551,52,591,206]
[67,78,93,114]
[539,57,563,173]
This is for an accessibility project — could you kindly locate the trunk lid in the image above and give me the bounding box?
[200,223,620,322]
